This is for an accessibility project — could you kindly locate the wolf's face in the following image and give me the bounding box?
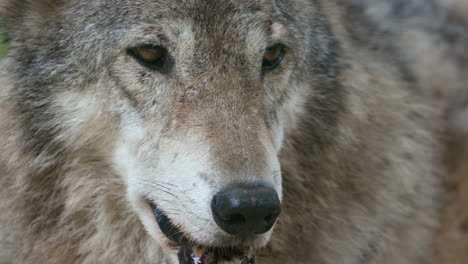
[111,1,293,256]
[5,0,331,261]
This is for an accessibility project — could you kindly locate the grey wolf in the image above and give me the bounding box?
[0,0,467,263]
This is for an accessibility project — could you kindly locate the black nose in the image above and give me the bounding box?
[211,183,281,235]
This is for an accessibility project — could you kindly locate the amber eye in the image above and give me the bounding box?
[127,45,167,71]
[262,44,286,71]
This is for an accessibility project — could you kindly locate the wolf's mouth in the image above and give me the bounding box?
[149,202,256,264]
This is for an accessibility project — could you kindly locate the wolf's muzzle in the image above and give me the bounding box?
[211,183,281,235]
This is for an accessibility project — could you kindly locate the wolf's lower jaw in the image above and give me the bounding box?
[148,201,256,264]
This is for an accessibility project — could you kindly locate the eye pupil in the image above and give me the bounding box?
[128,45,167,71]
[262,44,285,71]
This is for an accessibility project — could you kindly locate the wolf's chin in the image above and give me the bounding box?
[148,201,256,264]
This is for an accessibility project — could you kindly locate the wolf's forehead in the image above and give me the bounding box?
[134,0,273,33]
[137,0,271,17]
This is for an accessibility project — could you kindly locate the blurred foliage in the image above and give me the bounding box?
[0,28,7,57]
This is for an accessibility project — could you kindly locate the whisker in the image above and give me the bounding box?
[139,179,173,191]
[137,181,178,198]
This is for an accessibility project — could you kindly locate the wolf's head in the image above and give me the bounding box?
[2,0,339,262]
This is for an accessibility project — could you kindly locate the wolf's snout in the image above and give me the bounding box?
[211,183,281,236]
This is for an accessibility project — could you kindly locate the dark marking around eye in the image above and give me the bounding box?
[109,70,140,109]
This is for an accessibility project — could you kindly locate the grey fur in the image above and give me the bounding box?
[0,0,467,263]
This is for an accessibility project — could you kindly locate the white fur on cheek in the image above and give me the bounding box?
[53,89,117,147]
[112,113,166,243]
[112,114,218,246]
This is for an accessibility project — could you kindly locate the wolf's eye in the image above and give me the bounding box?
[127,45,167,71]
[262,44,285,71]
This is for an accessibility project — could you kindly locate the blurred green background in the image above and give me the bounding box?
[0,28,7,57]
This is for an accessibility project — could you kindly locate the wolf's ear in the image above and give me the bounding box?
[0,0,63,40]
